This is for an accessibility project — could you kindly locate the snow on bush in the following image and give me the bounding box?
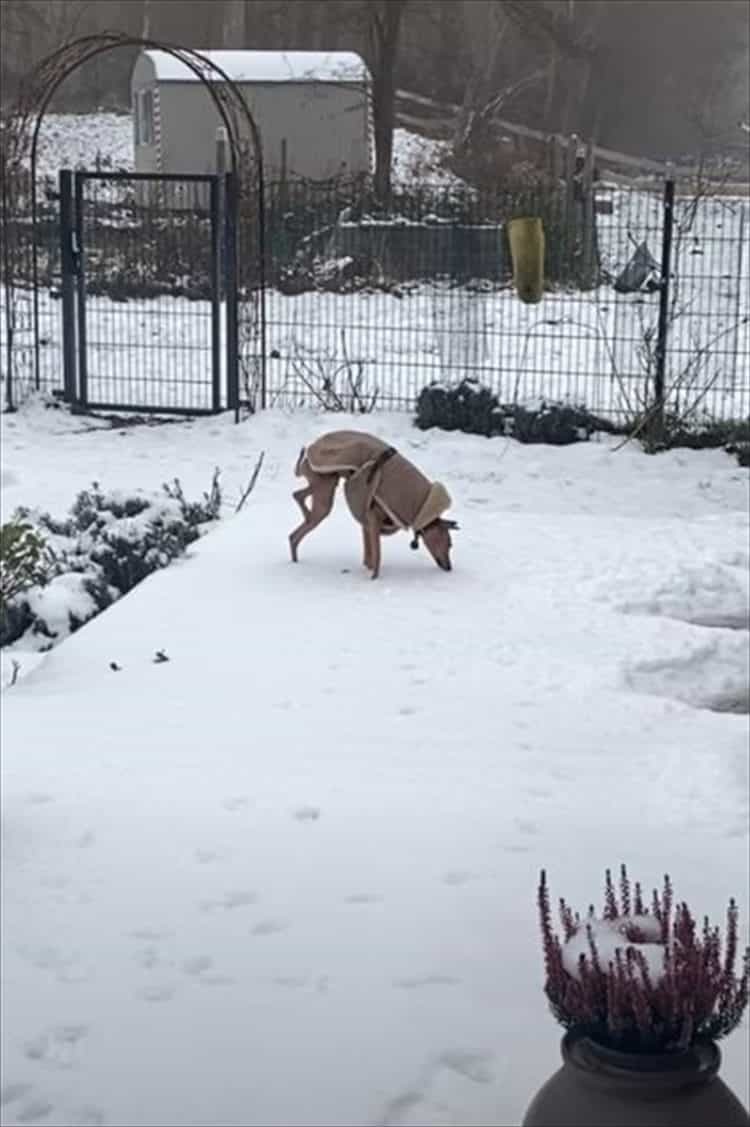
[538,865,749,1053]
[0,472,221,654]
[414,378,616,444]
[0,517,53,608]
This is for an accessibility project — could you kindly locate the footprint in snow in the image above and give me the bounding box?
[198,973,236,988]
[129,927,173,942]
[182,955,213,976]
[344,892,383,904]
[293,805,320,821]
[251,919,289,936]
[73,1106,107,1126]
[24,1024,88,1069]
[25,793,54,806]
[442,871,477,886]
[392,974,459,990]
[16,1097,54,1123]
[200,890,257,912]
[273,975,309,989]
[194,848,226,864]
[439,1049,494,1084]
[398,706,419,717]
[134,945,165,970]
[74,830,96,849]
[1,1083,33,1107]
[222,796,250,813]
[136,984,176,1003]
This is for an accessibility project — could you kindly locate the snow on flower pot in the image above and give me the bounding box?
[522,865,750,1127]
[507,216,545,304]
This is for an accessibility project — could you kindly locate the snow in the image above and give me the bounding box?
[28,113,133,180]
[561,916,666,984]
[25,115,442,185]
[143,50,370,85]
[391,129,465,192]
[1,401,749,1126]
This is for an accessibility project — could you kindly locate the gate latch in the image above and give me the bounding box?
[70,232,81,274]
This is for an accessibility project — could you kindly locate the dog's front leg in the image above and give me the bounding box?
[365,507,382,579]
[361,522,372,569]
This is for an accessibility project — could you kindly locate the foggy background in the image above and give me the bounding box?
[2,0,748,168]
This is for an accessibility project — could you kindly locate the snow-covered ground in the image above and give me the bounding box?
[29,113,134,181]
[1,401,749,1126]
[28,113,459,192]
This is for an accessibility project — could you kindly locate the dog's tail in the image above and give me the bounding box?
[294,446,306,477]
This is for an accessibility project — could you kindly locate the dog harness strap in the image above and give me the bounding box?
[366,445,397,484]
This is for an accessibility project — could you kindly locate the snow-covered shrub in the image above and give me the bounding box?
[538,865,749,1053]
[509,401,614,446]
[414,379,614,445]
[1,473,222,652]
[0,517,53,609]
[415,379,505,437]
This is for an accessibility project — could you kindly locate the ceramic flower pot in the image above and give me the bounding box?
[522,1028,750,1127]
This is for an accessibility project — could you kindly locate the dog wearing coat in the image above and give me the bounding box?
[289,430,458,579]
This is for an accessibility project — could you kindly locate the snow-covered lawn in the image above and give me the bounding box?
[1,402,748,1126]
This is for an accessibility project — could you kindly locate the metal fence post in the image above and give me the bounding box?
[209,176,221,413]
[224,171,239,420]
[59,170,77,404]
[654,175,675,434]
[73,172,88,411]
[1,156,15,412]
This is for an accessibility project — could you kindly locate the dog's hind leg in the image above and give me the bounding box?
[292,486,313,519]
[289,474,337,562]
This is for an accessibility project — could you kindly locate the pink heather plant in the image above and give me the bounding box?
[538,865,749,1054]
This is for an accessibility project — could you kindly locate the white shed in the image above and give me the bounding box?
[130,50,373,182]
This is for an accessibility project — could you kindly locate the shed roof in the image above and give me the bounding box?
[143,50,370,84]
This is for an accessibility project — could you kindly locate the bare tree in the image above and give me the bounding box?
[223,0,247,47]
[367,0,408,200]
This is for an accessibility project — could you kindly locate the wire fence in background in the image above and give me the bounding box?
[3,165,748,424]
[261,175,749,424]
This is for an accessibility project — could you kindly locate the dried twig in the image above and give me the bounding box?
[235,450,265,513]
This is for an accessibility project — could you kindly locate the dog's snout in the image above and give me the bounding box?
[440,559,452,571]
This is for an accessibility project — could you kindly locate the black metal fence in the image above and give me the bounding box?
[261,176,749,423]
[2,167,748,424]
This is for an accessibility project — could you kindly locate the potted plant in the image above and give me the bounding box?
[523,865,749,1126]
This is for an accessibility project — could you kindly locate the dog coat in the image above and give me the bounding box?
[303,430,452,533]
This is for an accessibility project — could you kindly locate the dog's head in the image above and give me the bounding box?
[412,518,459,572]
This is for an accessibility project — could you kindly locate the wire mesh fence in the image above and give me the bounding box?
[2,161,748,424]
[262,175,749,423]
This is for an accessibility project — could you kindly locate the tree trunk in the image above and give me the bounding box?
[369,0,407,202]
[223,0,246,48]
[140,0,152,39]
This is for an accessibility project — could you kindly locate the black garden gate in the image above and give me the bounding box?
[59,169,240,415]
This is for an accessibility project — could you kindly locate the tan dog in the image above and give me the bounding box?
[289,430,458,579]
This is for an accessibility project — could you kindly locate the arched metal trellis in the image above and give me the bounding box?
[1,33,266,418]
